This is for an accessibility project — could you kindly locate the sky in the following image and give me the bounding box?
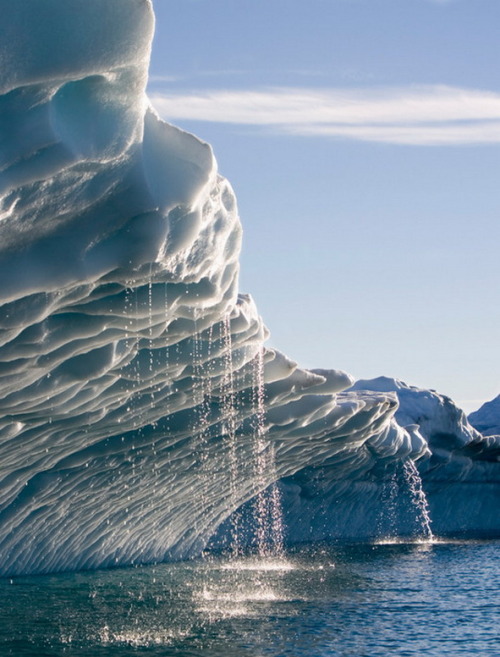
[147,0,500,413]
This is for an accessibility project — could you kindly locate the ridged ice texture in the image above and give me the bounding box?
[0,0,426,575]
[278,378,500,542]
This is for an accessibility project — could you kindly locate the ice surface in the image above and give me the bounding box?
[469,395,500,437]
[276,378,499,543]
[0,1,497,575]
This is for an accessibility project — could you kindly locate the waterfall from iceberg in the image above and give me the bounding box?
[276,377,499,546]
[401,460,434,542]
[0,0,498,577]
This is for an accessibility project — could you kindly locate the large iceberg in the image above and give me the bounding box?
[0,1,497,576]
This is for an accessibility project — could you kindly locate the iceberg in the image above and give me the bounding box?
[276,378,500,543]
[469,396,500,437]
[0,0,497,575]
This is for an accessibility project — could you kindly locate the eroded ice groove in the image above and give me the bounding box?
[0,1,498,576]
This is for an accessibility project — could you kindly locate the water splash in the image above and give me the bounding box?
[219,557,295,572]
[98,624,189,648]
[193,553,293,621]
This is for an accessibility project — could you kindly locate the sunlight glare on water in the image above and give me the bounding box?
[0,541,498,656]
[218,556,296,572]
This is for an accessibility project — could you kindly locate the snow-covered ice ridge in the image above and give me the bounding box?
[0,1,497,575]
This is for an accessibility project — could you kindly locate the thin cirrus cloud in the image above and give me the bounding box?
[149,85,500,146]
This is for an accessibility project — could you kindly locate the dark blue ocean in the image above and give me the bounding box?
[1,540,498,657]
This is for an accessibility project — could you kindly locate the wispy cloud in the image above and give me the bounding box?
[148,74,180,83]
[149,85,500,146]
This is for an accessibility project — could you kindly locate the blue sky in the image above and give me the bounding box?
[148,0,500,412]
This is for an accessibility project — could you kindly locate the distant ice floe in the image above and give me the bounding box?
[0,0,498,576]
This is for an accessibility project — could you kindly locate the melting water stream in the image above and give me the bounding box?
[376,459,434,545]
[217,315,286,561]
[221,314,241,556]
[251,347,285,559]
[402,459,434,542]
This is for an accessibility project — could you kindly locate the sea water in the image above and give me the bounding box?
[0,541,498,656]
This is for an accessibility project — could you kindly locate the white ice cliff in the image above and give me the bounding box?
[0,1,497,575]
